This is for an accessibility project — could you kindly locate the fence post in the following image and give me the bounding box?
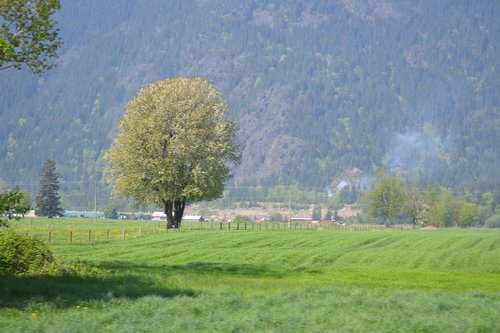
[48,231,51,243]
[122,228,125,240]
[69,230,73,243]
[236,222,239,230]
[88,230,91,242]
[220,222,223,230]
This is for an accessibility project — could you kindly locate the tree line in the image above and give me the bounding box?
[362,173,498,228]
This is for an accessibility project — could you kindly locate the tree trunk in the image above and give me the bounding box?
[164,200,174,229]
[163,199,186,229]
[173,200,186,228]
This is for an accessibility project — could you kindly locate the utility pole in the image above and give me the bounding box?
[288,185,292,230]
[93,180,97,223]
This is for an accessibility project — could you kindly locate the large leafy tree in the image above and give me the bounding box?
[366,173,404,226]
[35,159,63,217]
[106,77,240,228]
[0,0,62,74]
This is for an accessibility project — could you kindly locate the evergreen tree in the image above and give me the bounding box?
[312,205,322,221]
[324,209,332,221]
[35,159,63,217]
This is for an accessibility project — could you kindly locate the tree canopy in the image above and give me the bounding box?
[106,76,240,228]
[0,0,62,74]
[366,173,404,226]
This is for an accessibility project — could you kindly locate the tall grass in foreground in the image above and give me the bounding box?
[1,228,499,332]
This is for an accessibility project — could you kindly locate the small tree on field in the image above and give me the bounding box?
[428,188,458,227]
[36,159,63,217]
[366,173,404,226]
[0,187,30,227]
[106,77,240,229]
[403,185,429,227]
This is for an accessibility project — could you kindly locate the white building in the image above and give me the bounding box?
[151,212,167,221]
[151,212,205,222]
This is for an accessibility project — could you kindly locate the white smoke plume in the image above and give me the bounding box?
[383,131,451,183]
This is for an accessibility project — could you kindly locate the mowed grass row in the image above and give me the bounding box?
[53,229,500,291]
[1,228,499,332]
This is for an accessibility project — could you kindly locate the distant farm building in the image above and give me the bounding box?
[291,217,313,222]
[63,211,104,218]
[151,212,205,222]
[151,212,167,220]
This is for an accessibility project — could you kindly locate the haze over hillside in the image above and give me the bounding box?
[0,0,499,206]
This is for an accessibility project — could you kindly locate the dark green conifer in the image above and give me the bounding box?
[35,159,63,217]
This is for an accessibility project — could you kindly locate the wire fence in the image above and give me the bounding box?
[11,220,415,245]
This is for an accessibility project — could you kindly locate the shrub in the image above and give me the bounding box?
[232,215,251,223]
[104,205,119,219]
[269,212,283,222]
[0,231,54,275]
[485,214,500,228]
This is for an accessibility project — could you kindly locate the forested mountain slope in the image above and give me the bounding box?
[0,0,498,203]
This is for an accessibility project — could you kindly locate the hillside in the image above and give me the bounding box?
[0,0,499,206]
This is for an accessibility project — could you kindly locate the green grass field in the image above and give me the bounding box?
[1,219,499,332]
